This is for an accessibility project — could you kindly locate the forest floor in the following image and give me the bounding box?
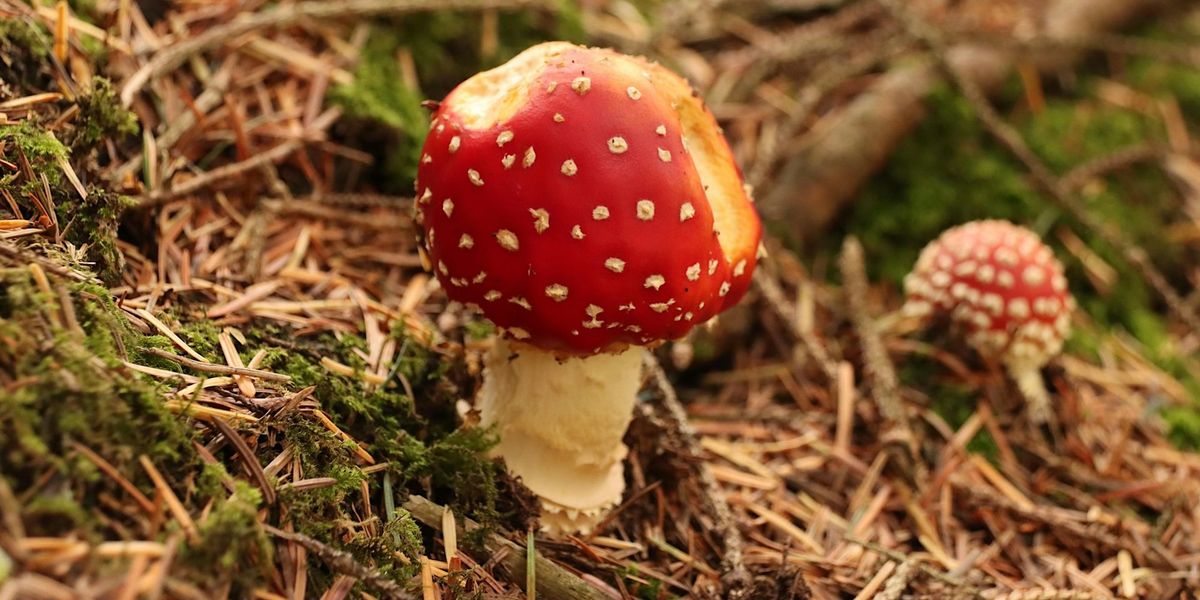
[2,0,1200,598]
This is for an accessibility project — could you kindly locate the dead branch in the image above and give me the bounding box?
[264,525,417,600]
[839,237,919,476]
[644,355,751,598]
[402,495,610,600]
[143,347,292,382]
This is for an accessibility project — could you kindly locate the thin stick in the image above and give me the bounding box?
[644,354,750,597]
[753,269,840,382]
[839,237,920,476]
[403,495,609,600]
[144,347,291,382]
[264,525,417,600]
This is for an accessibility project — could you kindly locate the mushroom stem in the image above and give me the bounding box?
[1008,362,1053,424]
[479,338,644,534]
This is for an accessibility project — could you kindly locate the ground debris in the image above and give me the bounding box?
[1,0,1200,598]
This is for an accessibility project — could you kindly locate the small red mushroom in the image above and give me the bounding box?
[414,42,762,533]
[903,220,1074,422]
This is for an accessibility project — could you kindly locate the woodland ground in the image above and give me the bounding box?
[2,0,1200,599]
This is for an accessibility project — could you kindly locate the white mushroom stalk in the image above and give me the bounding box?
[479,339,643,533]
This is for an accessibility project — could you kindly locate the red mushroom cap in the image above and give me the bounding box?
[415,42,762,354]
[904,220,1074,367]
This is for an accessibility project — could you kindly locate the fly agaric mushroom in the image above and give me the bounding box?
[414,42,762,533]
[903,220,1073,422]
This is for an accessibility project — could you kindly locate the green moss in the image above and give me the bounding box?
[328,30,428,187]
[327,9,583,191]
[180,483,272,591]
[57,187,137,283]
[0,274,201,539]
[0,120,69,163]
[258,327,501,528]
[71,78,139,149]
[173,316,222,361]
[0,545,10,582]
[0,17,52,61]
[1163,406,1200,450]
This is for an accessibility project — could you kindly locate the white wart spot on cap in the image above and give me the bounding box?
[655,124,667,136]
[496,131,514,146]
[546,81,558,94]
[561,159,578,176]
[605,258,625,273]
[448,136,461,153]
[733,259,747,277]
[545,284,569,302]
[484,290,501,301]
[467,169,484,187]
[553,113,565,123]
[680,202,695,222]
[441,198,454,217]
[458,234,473,249]
[583,304,604,329]
[995,247,1019,266]
[636,200,655,221]
[719,282,731,296]
[572,77,591,95]
[422,153,432,164]
[708,259,718,275]
[686,263,700,281]
[523,147,536,168]
[472,272,487,284]
[571,225,584,239]
[627,86,642,100]
[509,296,532,310]
[592,206,610,220]
[657,148,672,162]
[1022,265,1045,285]
[496,229,519,251]
[501,154,516,169]
[1008,298,1030,319]
[644,274,666,290]
[607,137,628,154]
[529,208,550,233]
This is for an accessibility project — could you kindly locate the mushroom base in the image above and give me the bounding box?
[479,338,644,534]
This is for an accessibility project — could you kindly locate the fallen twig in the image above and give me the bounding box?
[402,495,609,600]
[644,354,751,598]
[143,347,291,382]
[264,524,417,600]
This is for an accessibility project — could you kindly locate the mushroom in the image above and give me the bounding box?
[414,42,762,533]
[903,220,1074,422]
